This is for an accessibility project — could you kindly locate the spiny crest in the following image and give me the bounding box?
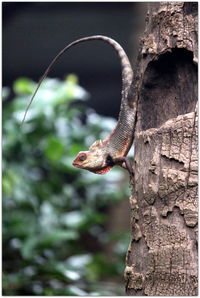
[89,140,103,151]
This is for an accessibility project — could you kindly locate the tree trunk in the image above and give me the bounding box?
[125,2,198,296]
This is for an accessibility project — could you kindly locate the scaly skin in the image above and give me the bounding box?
[22,35,136,175]
[71,37,136,174]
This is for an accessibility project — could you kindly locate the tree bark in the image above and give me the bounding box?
[125,2,198,296]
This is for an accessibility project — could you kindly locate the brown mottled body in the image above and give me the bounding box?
[71,36,136,174]
[22,35,136,175]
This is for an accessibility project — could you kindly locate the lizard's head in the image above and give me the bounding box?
[72,140,113,175]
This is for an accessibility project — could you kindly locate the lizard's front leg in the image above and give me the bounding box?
[113,156,134,176]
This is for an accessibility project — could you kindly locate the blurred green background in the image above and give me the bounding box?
[3,76,131,296]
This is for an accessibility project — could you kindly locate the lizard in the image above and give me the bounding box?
[22,35,137,176]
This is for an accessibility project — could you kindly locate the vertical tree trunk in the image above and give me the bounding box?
[125,2,198,296]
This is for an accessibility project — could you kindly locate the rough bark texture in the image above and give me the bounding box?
[125,2,198,296]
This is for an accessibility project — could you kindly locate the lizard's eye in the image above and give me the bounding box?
[78,153,87,161]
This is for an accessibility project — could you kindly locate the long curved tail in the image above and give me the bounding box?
[21,35,133,124]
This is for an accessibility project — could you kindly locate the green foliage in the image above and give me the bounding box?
[3,76,130,295]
